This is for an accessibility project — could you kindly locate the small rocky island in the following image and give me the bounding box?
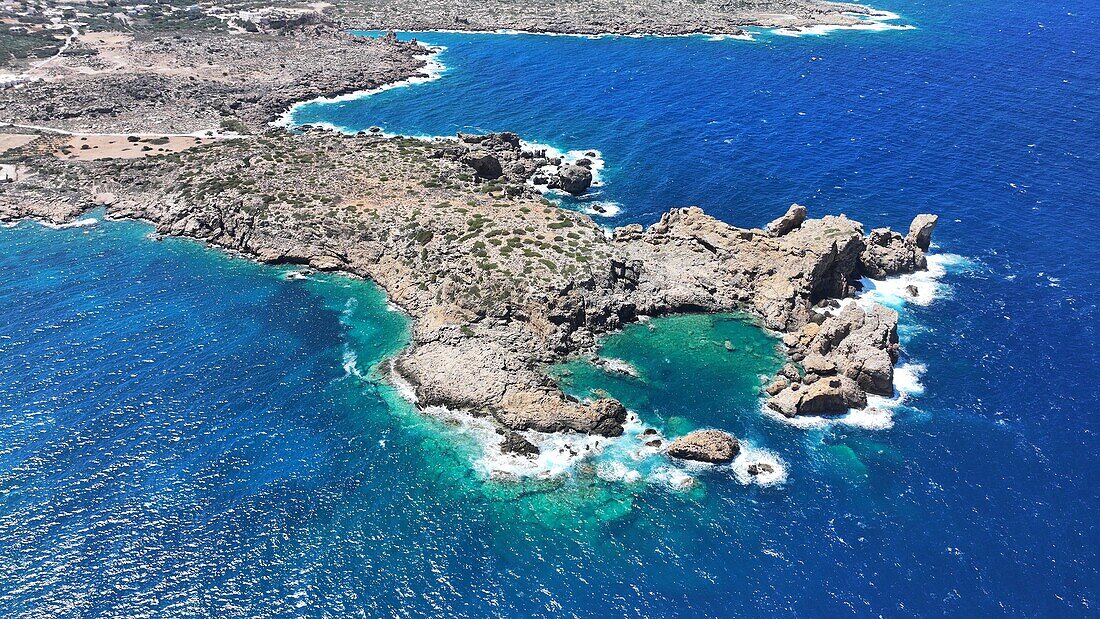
[1,9,938,470]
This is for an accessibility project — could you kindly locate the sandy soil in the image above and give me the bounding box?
[25,32,245,83]
[51,134,221,160]
[0,133,39,153]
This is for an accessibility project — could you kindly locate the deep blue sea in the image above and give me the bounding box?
[2,0,1098,615]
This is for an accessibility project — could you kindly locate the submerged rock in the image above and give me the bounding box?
[500,432,539,457]
[667,429,740,464]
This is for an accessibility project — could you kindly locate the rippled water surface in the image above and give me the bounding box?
[3,0,1099,615]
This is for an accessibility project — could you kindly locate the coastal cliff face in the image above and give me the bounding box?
[0,22,939,454]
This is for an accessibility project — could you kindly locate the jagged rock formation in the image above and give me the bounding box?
[765,203,806,237]
[667,430,740,463]
[549,164,593,196]
[767,285,907,416]
[861,227,927,278]
[499,431,540,457]
[434,132,595,197]
[616,207,867,331]
[908,213,939,251]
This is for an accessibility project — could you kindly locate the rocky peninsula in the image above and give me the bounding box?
[1,14,938,467]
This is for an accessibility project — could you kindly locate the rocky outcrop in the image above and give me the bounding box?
[767,375,866,417]
[907,213,938,251]
[747,462,775,476]
[1,114,936,446]
[549,163,592,195]
[859,214,938,279]
[618,207,866,331]
[667,430,740,463]
[860,227,927,278]
[461,152,503,180]
[767,302,899,416]
[0,23,428,134]
[340,0,884,38]
[500,431,539,457]
[765,203,806,237]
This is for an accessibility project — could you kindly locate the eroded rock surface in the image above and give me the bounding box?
[765,203,806,237]
[667,430,740,464]
[908,213,939,251]
[767,302,901,416]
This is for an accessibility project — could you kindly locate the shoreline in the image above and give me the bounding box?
[352,9,912,41]
[1,15,942,480]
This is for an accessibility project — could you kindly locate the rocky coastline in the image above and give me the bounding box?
[0,18,939,471]
[334,0,879,37]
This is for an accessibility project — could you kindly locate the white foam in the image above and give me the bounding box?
[524,140,607,186]
[581,201,622,218]
[596,461,643,484]
[341,347,367,381]
[39,217,97,229]
[838,404,895,430]
[381,372,711,488]
[731,445,788,487]
[858,253,969,309]
[274,43,447,129]
[761,362,926,431]
[596,356,640,377]
[770,10,915,37]
[648,466,697,491]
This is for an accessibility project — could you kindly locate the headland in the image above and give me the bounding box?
[1,5,936,472]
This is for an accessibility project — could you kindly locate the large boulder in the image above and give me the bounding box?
[860,227,927,278]
[907,213,938,251]
[667,429,740,463]
[796,376,867,413]
[765,203,807,237]
[586,398,629,437]
[767,375,867,416]
[549,163,592,195]
[462,151,503,180]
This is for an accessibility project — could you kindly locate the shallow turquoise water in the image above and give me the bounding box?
[3,0,1099,613]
